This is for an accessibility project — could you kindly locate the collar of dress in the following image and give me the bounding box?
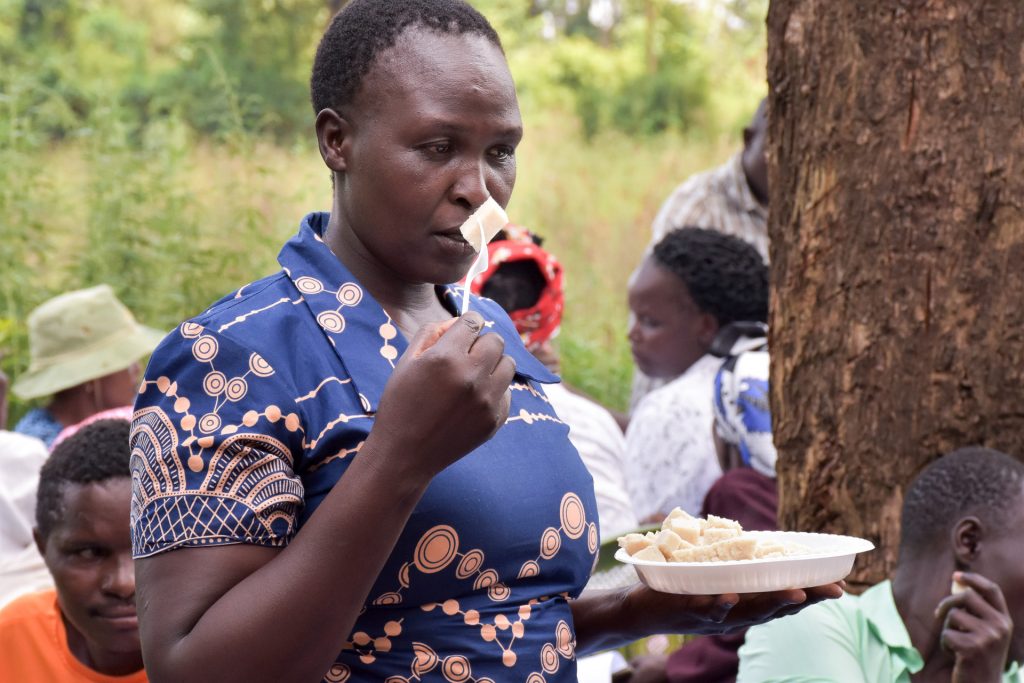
[277,212,558,414]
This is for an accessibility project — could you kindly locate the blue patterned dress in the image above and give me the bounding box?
[130,213,599,683]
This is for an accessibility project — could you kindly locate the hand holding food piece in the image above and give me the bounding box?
[935,571,1012,683]
[370,311,515,480]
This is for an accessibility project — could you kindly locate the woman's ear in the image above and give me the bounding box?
[698,313,720,348]
[315,108,352,175]
[951,516,983,568]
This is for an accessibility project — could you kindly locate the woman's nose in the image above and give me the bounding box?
[451,158,490,210]
[626,313,640,343]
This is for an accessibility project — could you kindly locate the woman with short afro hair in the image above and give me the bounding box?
[624,226,769,522]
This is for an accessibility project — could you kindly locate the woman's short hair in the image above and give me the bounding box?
[652,226,769,326]
[311,0,501,115]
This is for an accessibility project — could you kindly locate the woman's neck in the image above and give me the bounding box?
[323,212,453,340]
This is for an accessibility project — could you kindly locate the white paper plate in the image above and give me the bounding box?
[615,531,874,595]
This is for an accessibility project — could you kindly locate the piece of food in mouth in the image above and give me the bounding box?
[458,196,509,252]
[619,508,811,562]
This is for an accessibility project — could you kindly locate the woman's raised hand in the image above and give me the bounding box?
[370,311,516,480]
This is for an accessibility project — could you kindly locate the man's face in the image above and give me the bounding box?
[627,256,717,380]
[742,100,768,203]
[37,479,139,661]
[93,363,141,412]
[973,489,1024,663]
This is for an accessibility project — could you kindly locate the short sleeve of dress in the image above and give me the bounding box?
[130,322,305,558]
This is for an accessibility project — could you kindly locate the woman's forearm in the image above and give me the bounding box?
[571,587,646,656]
[139,435,432,683]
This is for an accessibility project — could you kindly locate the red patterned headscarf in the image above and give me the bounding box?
[469,231,564,351]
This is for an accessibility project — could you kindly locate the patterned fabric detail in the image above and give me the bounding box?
[543,383,637,539]
[130,213,599,682]
[648,152,768,260]
[712,348,777,478]
[624,354,723,520]
[131,405,302,554]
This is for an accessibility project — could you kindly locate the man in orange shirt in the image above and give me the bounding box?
[0,418,146,682]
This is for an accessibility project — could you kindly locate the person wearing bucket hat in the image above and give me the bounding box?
[12,285,164,447]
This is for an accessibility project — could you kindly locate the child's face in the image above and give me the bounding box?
[627,256,717,380]
[37,478,140,667]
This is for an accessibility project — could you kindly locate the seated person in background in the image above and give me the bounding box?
[11,285,162,447]
[631,99,769,414]
[471,228,640,539]
[0,367,52,606]
[624,227,768,523]
[738,447,1024,683]
[628,336,778,683]
[0,419,147,682]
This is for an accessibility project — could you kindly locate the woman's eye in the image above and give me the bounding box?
[489,146,515,161]
[426,142,451,155]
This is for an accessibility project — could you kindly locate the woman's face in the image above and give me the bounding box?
[332,28,522,286]
[627,256,718,380]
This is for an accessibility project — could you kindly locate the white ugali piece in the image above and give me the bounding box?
[459,196,509,252]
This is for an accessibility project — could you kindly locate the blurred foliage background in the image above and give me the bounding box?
[1,0,767,424]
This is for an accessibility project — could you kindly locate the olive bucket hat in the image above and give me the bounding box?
[12,285,165,400]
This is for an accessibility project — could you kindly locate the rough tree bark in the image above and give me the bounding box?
[767,1,1024,587]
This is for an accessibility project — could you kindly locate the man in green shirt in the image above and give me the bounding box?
[738,447,1024,683]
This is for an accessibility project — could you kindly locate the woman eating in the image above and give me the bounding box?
[129,2,842,681]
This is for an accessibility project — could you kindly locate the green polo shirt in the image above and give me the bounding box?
[737,580,1021,683]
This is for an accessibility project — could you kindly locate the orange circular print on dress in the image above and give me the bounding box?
[442,655,472,683]
[541,642,560,674]
[540,527,561,559]
[323,663,350,683]
[414,526,460,574]
[412,642,439,677]
[456,549,485,579]
[560,492,586,540]
[518,560,540,579]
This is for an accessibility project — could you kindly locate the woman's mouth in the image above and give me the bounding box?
[433,229,477,259]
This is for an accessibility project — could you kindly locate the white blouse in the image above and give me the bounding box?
[623,354,723,521]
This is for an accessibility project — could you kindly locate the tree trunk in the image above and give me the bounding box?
[767,1,1024,588]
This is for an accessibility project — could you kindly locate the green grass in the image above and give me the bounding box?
[1,109,736,423]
